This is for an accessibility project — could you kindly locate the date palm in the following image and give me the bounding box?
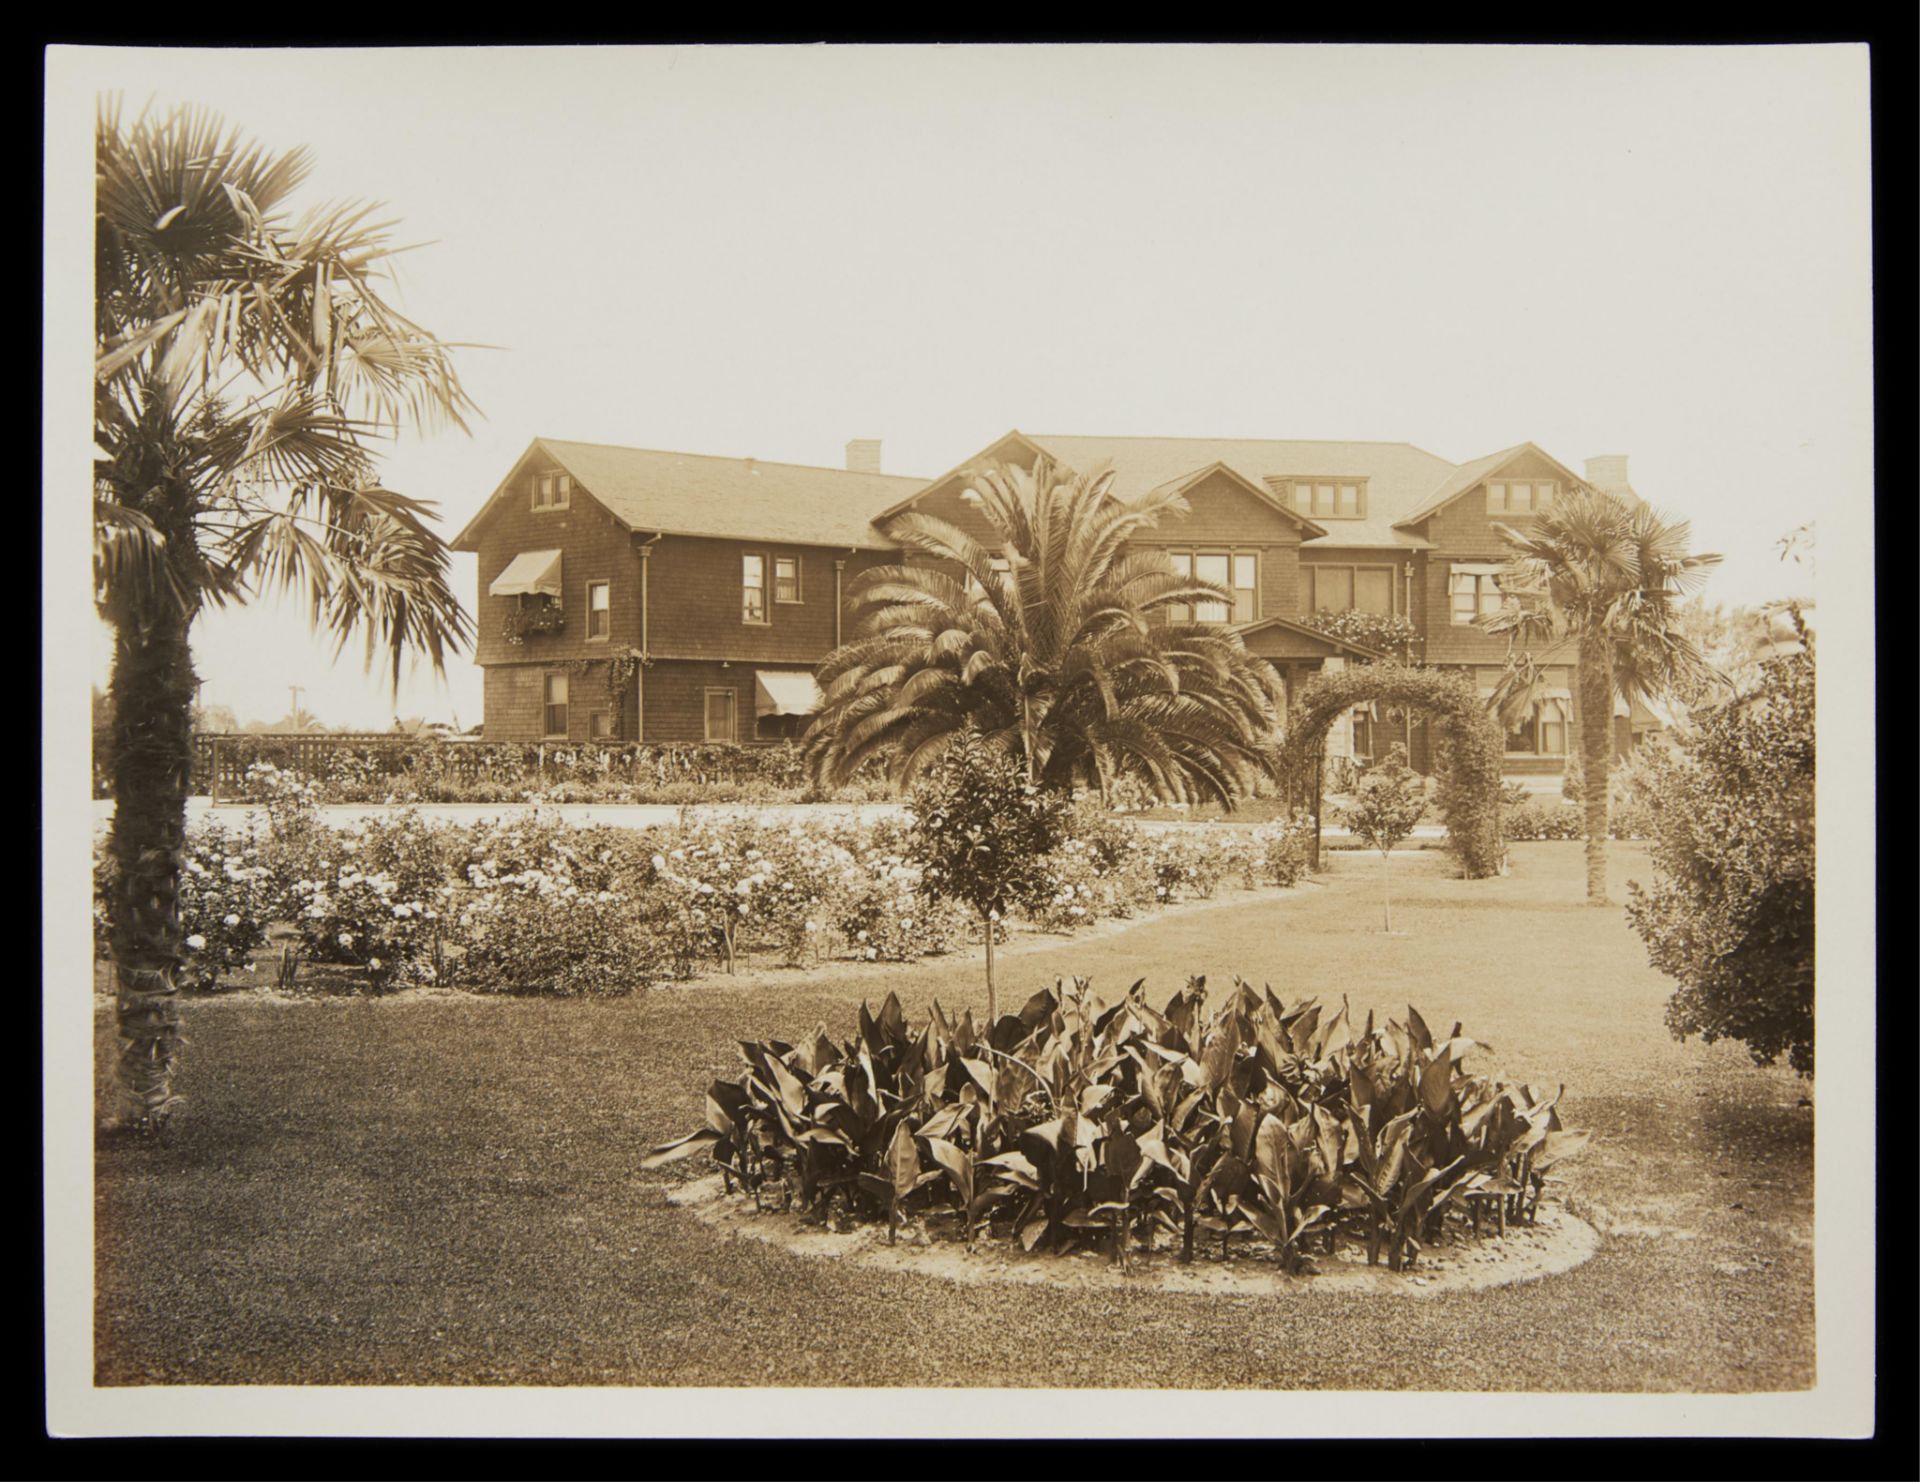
[805,457,1286,804]
[95,102,477,1135]
[1482,485,1719,905]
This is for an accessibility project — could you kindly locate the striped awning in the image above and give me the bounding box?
[488,549,564,598]
[755,670,825,718]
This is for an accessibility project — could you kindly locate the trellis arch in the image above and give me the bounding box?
[1278,663,1507,878]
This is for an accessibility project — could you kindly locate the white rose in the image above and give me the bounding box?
[184,934,206,951]
[222,913,241,927]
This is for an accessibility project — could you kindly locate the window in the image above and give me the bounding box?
[543,673,568,737]
[1232,553,1258,623]
[1289,479,1368,519]
[1487,480,1556,515]
[1301,564,1396,616]
[774,556,801,603]
[1193,553,1231,622]
[531,471,572,511]
[742,554,767,624]
[1165,550,1257,624]
[1449,566,1506,624]
[588,709,612,739]
[1166,551,1194,623]
[1503,697,1569,755]
[586,580,610,640]
[704,688,737,742]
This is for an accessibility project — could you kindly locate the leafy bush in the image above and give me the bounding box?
[1627,637,1814,1075]
[645,977,1587,1274]
[1501,799,1587,841]
[93,825,277,991]
[1251,816,1315,887]
[1502,798,1649,843]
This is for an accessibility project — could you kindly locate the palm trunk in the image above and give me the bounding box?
[106,595,197,1136]
[1576,642,1614,906]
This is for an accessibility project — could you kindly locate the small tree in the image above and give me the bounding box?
[1626,616,1814,1076]
[905,728,1071,1026]
[1339,745,1428,933]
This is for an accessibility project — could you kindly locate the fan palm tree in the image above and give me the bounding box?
[805,457,1287,804]
[95,102,478,1135]
[1481,484,1720,905]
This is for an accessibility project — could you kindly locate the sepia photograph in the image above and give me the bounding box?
[43,41,1877,1441]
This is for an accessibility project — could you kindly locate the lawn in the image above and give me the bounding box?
[92,841,1814,1391]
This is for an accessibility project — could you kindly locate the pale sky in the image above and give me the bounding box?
[64,44,1870,728]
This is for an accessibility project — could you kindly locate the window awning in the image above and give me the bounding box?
[489,549,564,598]
[755,670,825,718]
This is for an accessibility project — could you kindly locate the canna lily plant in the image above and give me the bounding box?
[644,977,1588,1275]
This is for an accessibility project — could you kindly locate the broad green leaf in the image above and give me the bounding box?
[923,1135,975,1208]
[640,1126,720,1168]
[887,1120,920,1200]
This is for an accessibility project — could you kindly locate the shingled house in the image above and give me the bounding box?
[455,431,1661,780]
[451,439,923,744]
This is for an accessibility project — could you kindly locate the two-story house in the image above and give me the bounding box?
[873,431,1662,781]
[457,430,1663,781]
[451,439,924,744]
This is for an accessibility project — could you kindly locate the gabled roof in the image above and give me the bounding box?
[1392,441,1586,530]
[453,438,927,553]
[1022,434,1461,550]
[1148,462,1328,539]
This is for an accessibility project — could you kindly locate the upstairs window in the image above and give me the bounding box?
[1449,566,1507,624]
[1290,480,1366,518]
[586,580,611,640]
[1163,550,1257,624]
[532,472,572,511]
[543,673,568,737]
[1487,480,1555,515]
[774,556,801,604]
[742,554,768,624]
[1302,564,1395,616]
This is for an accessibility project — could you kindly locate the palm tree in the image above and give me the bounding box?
[805,457,1287,803]
[1481,485,1720,905]
[95,103,477,1135]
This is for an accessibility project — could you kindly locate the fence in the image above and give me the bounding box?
[183,733,803,800]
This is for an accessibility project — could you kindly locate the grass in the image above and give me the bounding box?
[92,842,1814,1391]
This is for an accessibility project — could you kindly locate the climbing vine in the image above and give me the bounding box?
[1279,663,1506,878]
[566,650,648,738]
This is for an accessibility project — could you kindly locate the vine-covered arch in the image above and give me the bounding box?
[1278,663,1507,878]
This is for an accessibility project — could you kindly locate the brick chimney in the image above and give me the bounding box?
[1584,454,1631,496]
[845,439,882,475]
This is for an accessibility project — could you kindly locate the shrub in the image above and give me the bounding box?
[1627,637,1814,1076]
[645,977,1588,1274]
[1250,815,1315,887]
[1501,799,1586,841]
[92,825,277,991]
[283,812,455,990]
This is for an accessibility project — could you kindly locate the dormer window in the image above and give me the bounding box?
[1487,480,1554,515]
[1289,480,1367,519]
[532,471,572,511]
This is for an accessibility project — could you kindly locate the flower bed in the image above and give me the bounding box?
[644,978,1589,1275]
[93,790,1321,996]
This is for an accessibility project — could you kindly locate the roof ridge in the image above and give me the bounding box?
[1029,432,1445,450]
[536,437,926,482]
